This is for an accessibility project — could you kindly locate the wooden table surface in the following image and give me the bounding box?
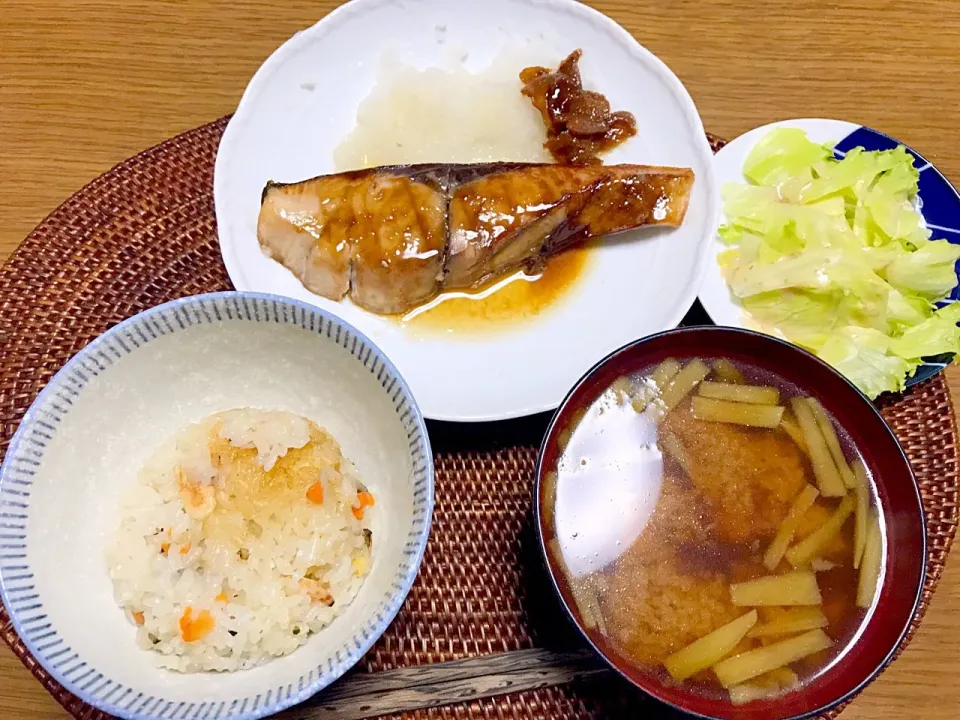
[1,0,959,717]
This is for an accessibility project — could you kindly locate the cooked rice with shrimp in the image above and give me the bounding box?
[106,409,374,672]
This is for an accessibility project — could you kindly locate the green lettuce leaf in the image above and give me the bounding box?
[886,288,933,329]
[718,128,960,398]
[889,303,960,360]
[742,128,833,187]
[741,290,847,350]
[800,146,908,204]
[818,327,912,398]
[882,238,960,300]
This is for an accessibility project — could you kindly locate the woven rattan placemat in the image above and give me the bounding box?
[0,119,957,719]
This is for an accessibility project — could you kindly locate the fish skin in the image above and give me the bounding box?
[257,162,694,314]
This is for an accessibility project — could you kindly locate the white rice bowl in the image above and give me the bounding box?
[107,409,375,672]
[0,292,432,720]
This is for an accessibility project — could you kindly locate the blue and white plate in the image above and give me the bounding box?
[699,118,960,387]
[0,292,433,720]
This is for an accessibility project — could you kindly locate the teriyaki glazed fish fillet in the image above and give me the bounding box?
[257,162,695,314]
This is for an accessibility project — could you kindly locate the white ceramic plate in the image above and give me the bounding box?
[215,0,719,421]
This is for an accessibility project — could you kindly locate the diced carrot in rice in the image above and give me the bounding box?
[352,490,375,520]
[306,481,325,505]
[179,606,215,643]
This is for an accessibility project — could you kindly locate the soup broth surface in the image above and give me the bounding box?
[544,358,885,703]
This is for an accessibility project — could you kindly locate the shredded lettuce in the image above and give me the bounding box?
[742,128,833,187]
[889,303,960,361]
[883,240,960,300]
[720,128,960,398]
[818,327,913,399]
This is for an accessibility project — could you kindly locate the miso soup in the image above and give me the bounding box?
[541,357,885,705]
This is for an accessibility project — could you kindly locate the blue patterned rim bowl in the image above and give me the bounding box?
[700,118,960,387]
[0,291,434,720]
